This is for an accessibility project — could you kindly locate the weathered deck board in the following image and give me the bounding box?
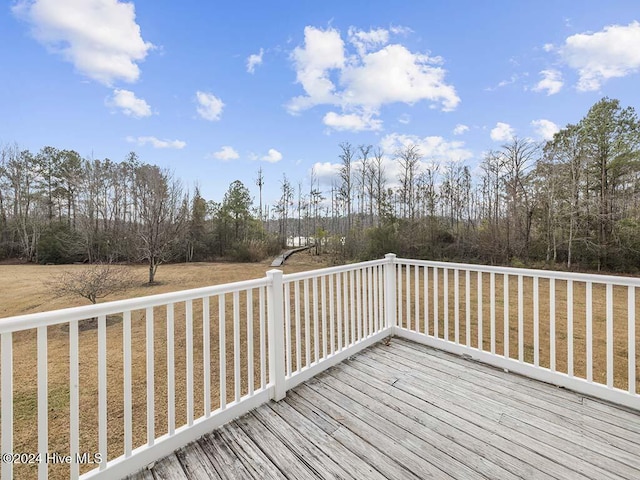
[355,348,632,480]
[388,339,640,464]
[128,338,640,480]
[151,454,188,479]
[175,441,224,480]
[365,344,636,479]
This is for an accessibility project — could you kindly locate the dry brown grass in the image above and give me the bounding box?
[0,254,327,318]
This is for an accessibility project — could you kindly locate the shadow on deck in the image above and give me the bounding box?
[130,338,640,480]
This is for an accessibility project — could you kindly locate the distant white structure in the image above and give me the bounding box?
[286,236,314,247]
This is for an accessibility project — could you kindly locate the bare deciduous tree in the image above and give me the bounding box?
[48,263,134,304]
[135,165,187,284]
[338,142,355,233]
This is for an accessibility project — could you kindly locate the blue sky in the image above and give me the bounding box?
[2,1,640,208]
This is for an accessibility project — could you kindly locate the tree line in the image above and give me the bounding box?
[269,97,640,272]
[0,149,278,282]
[1,97,639,276]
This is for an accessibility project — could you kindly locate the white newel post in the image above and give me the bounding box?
[384,254,397,334]
[267,269,286,401]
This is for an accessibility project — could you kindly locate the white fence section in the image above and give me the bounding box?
[393,257,639,411]
[0,254,638,479]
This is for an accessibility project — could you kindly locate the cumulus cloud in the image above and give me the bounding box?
[348,27,389,56]
[453,124,469,135]
[289,26,345,113]
[247,48,264,73]
[287,25,459,131]
[559,21,640,91]
[531,119,559,140]
[212,146,239,161]
[13,0,153,85]
[490,122,515,142]
[311,161,343,185]
[340,44,459,111]
[127,136,185,149]
[380,133,473,164]
[108,89,152,117]
[261,148,283,163]
[323,111,382,132]
[196,91,224,121]
[532,69,563,95]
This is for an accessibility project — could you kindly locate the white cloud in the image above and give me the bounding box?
[398,113,411,125]
[246,48,264,74]
[380,133,473,164]
[323,111,382,132]
[485,74,523,92]
[531,119,559,141]
[532,69,563,95]
[13,0,153,86]
[287,25,459,130]
[497,74,519,88]
[212,146,239,161]
[559,21,640,91]
[196,91,224,121]
[348,27,389,56]
[311,161,342,185]
[453,124,469,135]
[127,136,185,149]
[261,148,283,163]
[389,25,413,36]
[340,44,459,111]
[288,26,345,113]
[108,89,152,118]
[490,122,515,142]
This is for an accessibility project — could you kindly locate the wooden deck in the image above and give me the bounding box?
[129,338,640,480]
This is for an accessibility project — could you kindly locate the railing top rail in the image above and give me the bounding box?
[282,258,387,283]
[0,276,268,334]
[397,257,640,286]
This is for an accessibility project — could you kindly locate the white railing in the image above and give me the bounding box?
[392,256,639,411]
[1,254,639,479]
[0,259,392,480]
[280,259,389,390]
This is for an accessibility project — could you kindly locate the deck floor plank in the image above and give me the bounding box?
[197,430,257,479]
[265,399,390,480]
[362,344,637,479]
[316,370,521,480]
[284,391,423,480]
[380,340,640,455]
[175,442,224,480]
[126,338,640,480]
[216,423,287,480]
[329,359,554,480]
[234,408,320,479]
[344,353,595,480]
[364,345,639,479]
[295,383,454,479]
[397,338,640,436]
[378,341,640,466]
[304,376,486,479]
[150,454,188,480]
[250,404,357,479]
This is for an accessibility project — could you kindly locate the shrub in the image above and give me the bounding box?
[38,222,83,264]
